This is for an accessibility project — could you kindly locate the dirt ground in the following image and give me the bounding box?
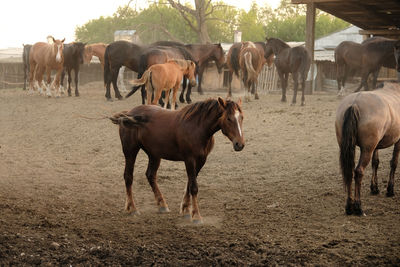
[1,83,400,266]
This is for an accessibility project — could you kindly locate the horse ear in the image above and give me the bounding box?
[61,38,65,43]
[218,97,226,109]
[237,97,242,107]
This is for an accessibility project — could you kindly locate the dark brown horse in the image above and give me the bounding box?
[60,42,86,97]
[226,41,274,98]
[336,82,400,216]
[104,40,146,101]
[29,37,65,97]
[238,41,266,101]
[265,37,311,106]
[22,44,32,90]
[110,98,245,223]
[151,41,225,103]
[335,37,399,95]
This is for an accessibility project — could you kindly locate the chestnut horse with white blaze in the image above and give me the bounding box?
[336,82,400,216]
[129,59,196,110]
[110,98,245,223]
[29,37,65,97]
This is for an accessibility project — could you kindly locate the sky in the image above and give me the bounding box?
[0,0,281,49]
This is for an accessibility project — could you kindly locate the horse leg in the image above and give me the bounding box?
[123,147,140,214]
[74,67,80,97]
[105,67,113,101]
[197,65,204,95]
[300,72,306,106]
[227,71,233,98]
[252,83,259,100]
[53,69,63,98]
[354,71,369,92]
[163,89,171,109]
[370,149,380,195]
[278,71,287,102]
[152,88,163,106]
[179,78,187,104]
[67,69,73,97]
[171,86,179,111]
[291,72,299,105]
[111,69,123,100]
[45,68,52,97]
[353,148,374,216]
[117,66,127,93]
[387,141,400,197]
[371,69,379,89]
[28,61,37,94]
[184,159,202,223]
[185,80,193,104]
[146,156,169,213]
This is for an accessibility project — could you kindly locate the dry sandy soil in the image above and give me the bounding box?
[1,83,400,266]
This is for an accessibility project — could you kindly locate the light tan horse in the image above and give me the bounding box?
[83,43,107,67]
[129,59,197,110]
[29,37,65,97]
[335,82,400,216]
[238,41,266,101]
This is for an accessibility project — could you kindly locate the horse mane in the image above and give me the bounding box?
[365,38,397,52]
[267,38,290,54]
[179,99,241,123]
[152,40,185,47]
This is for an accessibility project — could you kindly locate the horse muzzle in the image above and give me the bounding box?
[233,141,245,151]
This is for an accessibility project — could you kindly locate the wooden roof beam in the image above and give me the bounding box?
[359,29,400,36]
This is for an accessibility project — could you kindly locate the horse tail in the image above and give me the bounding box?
[299,49,311,81]
[110,110,148,127]
[231,46,241,77]
[340,105,359,191]
[125,70,151,98]
[244,51,257,84]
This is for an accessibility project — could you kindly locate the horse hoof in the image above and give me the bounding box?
[370,185,380,195]
[281,99,287,103]
[353,202,363,216]
[192,219,203,224]
[386,191,394,197]
[106,98,113,102]
[301,102,305,106]
[159,207,170,213]
[75,94,80,97]
[127,210,140,216]
[290,103,296,106]
[117,97,123,101]
[186,99,192,104]
[179,96,185,103]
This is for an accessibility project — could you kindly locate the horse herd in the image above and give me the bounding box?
[20,35,400,222]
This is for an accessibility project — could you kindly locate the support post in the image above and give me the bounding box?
[305,2,315,93]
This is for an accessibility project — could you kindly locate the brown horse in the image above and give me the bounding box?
[226,42,274,98]
[83,43,107,67]
[29,37,65,97]
[110,98,245,223]
[335,82,400,216]
[129,59,197,110]
[335,37,399,95]
[265,37,311,106]
[60,42,86,97]
[238,41,266,101]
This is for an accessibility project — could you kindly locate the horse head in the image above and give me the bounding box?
[186,60,197,87]
[214,43,225,74]
[394,40,400,72]
[73,42,86,64]
[52,37,65,63]
[217,97,245,151]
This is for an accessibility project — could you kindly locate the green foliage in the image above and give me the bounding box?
[75,0,350,44]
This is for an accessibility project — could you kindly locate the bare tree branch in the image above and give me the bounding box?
[135,22,183,42]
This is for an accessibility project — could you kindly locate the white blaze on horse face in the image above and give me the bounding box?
[235,110,242,137]
[56,45,62,62]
